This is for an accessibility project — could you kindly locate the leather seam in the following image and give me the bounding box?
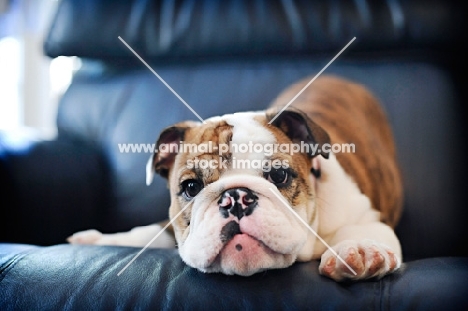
[0,252,30,283]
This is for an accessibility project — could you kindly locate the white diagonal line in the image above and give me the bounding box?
[268,188,357,276]
[117,196,197,276]
[118,36,206,124]
[268,37,356,124]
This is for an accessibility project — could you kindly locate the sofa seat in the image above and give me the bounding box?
[1,243,467,310]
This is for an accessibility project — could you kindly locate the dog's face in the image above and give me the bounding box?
[147,109,330,276]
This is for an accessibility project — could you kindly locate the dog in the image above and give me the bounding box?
[68,75,403,281]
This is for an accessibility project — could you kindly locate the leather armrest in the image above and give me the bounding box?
[0,133,111,245]
[0,244,467,310]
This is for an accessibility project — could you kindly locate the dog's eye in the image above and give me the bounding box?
[265,168,289,185]
[181,179,203,199]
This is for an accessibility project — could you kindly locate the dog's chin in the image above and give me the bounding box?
[202,234,297,276]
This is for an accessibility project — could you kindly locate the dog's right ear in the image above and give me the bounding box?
[146,121,199,185]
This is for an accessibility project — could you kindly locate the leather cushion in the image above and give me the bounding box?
[1,243,467,310]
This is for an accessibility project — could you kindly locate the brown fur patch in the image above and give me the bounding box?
[166,120,234,243]
[270,76,403,227]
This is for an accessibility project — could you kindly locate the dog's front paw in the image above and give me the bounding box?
[67,229,103,245]
[319,239,400,281]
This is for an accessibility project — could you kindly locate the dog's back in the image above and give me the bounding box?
[271,76,403,227]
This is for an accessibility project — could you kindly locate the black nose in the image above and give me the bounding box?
[218,188,258,220]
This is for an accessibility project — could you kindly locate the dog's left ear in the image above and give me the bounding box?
[266,108,331,159]
[146,121,199,186]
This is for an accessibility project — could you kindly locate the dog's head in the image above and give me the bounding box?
[146,108,330,276]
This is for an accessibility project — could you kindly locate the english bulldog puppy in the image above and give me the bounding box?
[69,75,403,281]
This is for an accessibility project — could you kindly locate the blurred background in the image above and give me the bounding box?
[0,0,80,138]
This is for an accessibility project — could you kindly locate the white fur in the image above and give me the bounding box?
[308,154,402,280]
[67,225,175,249]
[178,174,311,275]
[319,238,401,281]
[312,154,401,257]
[224,112,276,173]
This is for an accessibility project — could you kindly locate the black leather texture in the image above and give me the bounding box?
[1,244,467,310]
[43,0,465,60]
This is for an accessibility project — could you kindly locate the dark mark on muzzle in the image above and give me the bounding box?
[220,221,241,243]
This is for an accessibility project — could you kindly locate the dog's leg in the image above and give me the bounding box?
[319,222,401,281]
[67,224,176,248]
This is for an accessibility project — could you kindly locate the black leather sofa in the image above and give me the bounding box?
[1,0,467,309]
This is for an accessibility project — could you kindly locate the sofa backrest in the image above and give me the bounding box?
[44,0,467,260]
